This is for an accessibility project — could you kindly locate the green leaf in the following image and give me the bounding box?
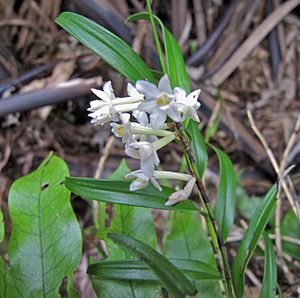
[259,233,277,298]
[56,12,155,83]
[127,12,190,91]
[186,121,208,178]
[108,159,131,180]
[108,232,198,298]
[0,153,82,298]
[281,209,300,262]
[212,146,236,241]
[65,177,197,211]
[164,211,222,298]
[232,184,278,298]
[88,258,220,281]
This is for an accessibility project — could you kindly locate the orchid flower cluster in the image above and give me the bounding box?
[88,75,201,205]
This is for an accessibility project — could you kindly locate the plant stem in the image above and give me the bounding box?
[175,122,236,298]
[146,0,168,74]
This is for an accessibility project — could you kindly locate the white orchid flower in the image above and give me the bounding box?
[174,87,201,122]
[88,82,144,126]
[136,75,180,128]
[125,141,160,178]
[165,177,196,206]
[88,81,118,125]
[125,170,192,192]
[110,113,135,144]
[125,170,161,191]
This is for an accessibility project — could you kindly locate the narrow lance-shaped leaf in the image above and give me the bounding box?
[259,232,277,298]
[186,121,208,179]
[232,184,278,298]
[108,232,198,298]
[127,12,190,91]
[65,177,198,211]
[56,12,155,83]
[88,259,221,281]
[0,153,82,298]
[212,146,236,241]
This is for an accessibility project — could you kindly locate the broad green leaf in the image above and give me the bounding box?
[88,258,220,281]
[108,232,198,298]
[56,12,155,83]
[0,154,82,298]
[232,184,278,298]
[92,160,159,296]
[186,121,208,178]
[65,177,197,211]
[164,211,222,298]
[212,146,236,241]
[259,233,277,298]
[281,209,300,262]
[127,12,190,91]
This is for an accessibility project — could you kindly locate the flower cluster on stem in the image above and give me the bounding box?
[88,75,201,205]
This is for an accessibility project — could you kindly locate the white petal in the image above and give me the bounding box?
[125,144,140,159]
[187,89,201,106]
[140,156,156,177]
[133,110,149,126]
[88,105,110,118]
[165,189,187,206]
[138,101,159,114]
[134,142,154,159]
[110,123,121,137]
[136,80,159,99]
[91,89,111,102]
[125,170,147,179]
[127,83,143,99]
[188,108,200,122]
[130,178,149,191]
[167,100,181,122]
[165,178,196,206]
[149,110,167,129]
[183,177,196,195]
[149,177,162,191]
[120,113,130,123]
[103,81,115,98]
[173,87,187,99]
[88,100,106,111]
[194,102,201,109]
[158,75,172,94]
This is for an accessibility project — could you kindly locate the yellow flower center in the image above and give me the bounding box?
[117,125,124,136]
[156,94,170,106]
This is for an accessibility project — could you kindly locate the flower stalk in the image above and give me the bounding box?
[175,122,236,298]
